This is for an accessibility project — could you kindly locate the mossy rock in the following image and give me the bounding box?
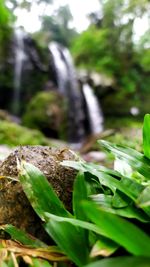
[0,119,50,146]
[0,109,14,122]
[0,146,76,241]
[23,91,68,139]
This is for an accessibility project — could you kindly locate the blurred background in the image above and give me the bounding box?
[0,0,150,160]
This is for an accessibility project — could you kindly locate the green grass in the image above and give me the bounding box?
[1,114,150,266]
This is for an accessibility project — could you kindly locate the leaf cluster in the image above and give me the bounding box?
[1,114,150,266]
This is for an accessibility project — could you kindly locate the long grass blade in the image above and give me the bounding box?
[83,201,150,256]
[98,140,150,180]
[143,114,150,160]
[84,256,150,267]
[0,225,46,248]
[18,161,71,220]
[91,194,149,222]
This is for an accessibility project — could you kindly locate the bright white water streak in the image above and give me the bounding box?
[48,42,68,94]
[13,28,26,114]
[82,83,104,134]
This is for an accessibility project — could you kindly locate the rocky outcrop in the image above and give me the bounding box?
[0,146,76,241]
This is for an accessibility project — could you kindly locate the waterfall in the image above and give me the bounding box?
[13,28,26,115]
[48,42,68,95]
[49,42,85,142]
[82,83,104,134]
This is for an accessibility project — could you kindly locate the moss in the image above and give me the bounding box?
[0,120,51,146]
[23,91,68,140]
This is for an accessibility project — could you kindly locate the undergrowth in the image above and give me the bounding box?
[1,114,150,266]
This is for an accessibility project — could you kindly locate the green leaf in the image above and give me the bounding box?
[19,162,88,266]
[91,194,149,222]
[73,171,88,250]
[44,212,105,236]
[18,161,71,220]
[137,185,150,207]
[90,238,118,257]
[44,213,119,264]
[44,216,88,266]
[84,256,150,267]
[114,157,132,176]
[62,160,144,202]
[112,190,131,208]
[73,171,88,220]
[136,185,150,216]
[30,258,52,267]
[98,140,150,180]
[1,224,46,248]
[143,114,150,159]
[83,201,150,256]
[1,263,8,267]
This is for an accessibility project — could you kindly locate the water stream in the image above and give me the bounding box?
[82,83,104,134]
[49,42,68,95]
[13,28,26,115]
[49,42,86,142]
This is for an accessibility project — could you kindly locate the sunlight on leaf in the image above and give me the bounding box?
[143,114,150,160]
[90,238,118,258]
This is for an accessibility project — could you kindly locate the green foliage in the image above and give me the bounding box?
[23,91,68,140]
[71,0,150,93]
[85,256,150,267]
[1,114,150,266]
[0,119,50,146]
[72,27,117,77]
[40,5,77,47]
[143,114,150,159]
[138,49,150,72]
[2,224,46,248]
[0,0,14,60]
[0,0,13,26]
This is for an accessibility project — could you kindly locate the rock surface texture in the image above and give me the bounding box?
[0,146,76,241]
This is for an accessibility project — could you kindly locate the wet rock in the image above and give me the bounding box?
[0,145,13,161]
[0,146,76,241]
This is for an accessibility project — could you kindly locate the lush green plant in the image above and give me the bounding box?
[71,0,150,96]
[0,119,51,147]
[1,114,150,266]
[0,0,14,60]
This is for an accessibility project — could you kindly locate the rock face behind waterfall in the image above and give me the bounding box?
[0,146,76,241]
[0,28,49,115]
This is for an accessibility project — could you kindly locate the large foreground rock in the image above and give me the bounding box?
[0,146,76,241]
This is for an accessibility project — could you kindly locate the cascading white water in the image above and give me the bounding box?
[49,42,85,142]
[13,28,26,114]
[62,47,79,94]
[82,83,104,134]
[48,42,68,95]
[49,41,104,141]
